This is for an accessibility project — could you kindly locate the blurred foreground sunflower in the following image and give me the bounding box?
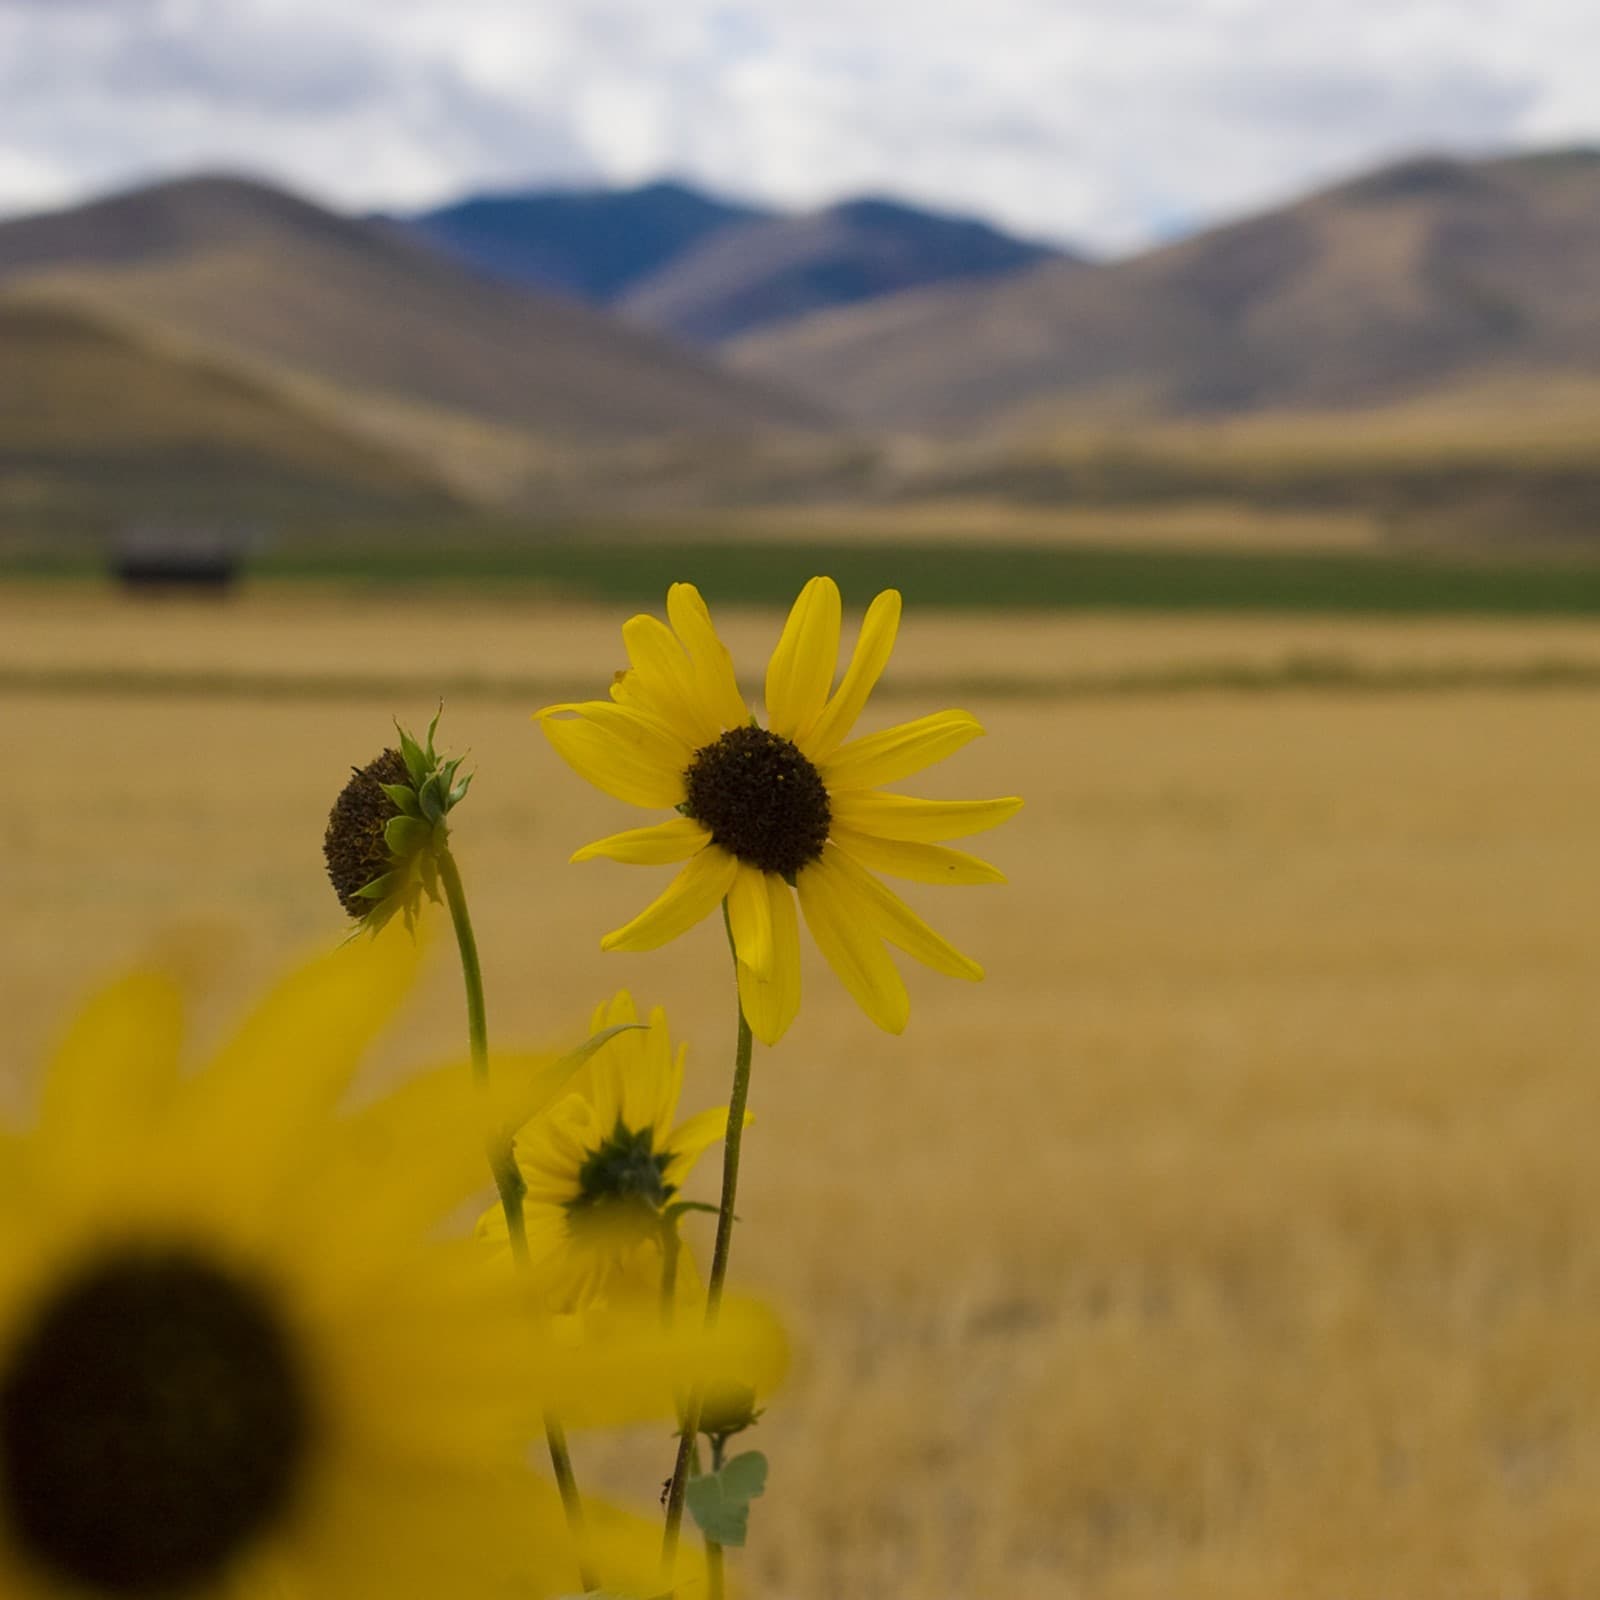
[539,577,1021,1041]
[480,991,737,1312]
[0,937,783,1599]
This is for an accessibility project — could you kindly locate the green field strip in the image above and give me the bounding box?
[6,538,1600,614]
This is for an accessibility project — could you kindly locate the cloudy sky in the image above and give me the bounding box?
[1,0,1597,251]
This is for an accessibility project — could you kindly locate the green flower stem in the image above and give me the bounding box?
[661,906,756,1585]
[436,845,526,1254]
[436,843,597,1593]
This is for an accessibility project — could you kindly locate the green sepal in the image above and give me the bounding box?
[424,705,444,763]
[448,773,473,808]
[417,852,441,903]
[380,782,422,817]
[417,772,447,824]
[353,871,399,901]
[685,1451,768,1548]
[396,724,430,787]
[662,1200,722,1221]
[384,815,432,856]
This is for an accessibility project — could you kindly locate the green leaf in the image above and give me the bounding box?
[353,871,398,901]
[685,1451,767,1548]
[557,1022,646,1077]
[379,782,422,817]
[384,815,431,856]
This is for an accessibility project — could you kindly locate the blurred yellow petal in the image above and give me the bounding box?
[667,582,749,731]
[825,842,984,980]
[39,969,183,1163]
[821,708,984,792]
[765,575,841,739]
[538,702,691,809]
[599,847,738,953]
[736,875,802,1045]
[726,863,775,977]
[797,588,901,758]
[534,1297,787,1428]
[830,826,1007,885]
[796,850,909,1034]
[572,815,710,865]
[179,930,419,1182]
[829,790,1023,842]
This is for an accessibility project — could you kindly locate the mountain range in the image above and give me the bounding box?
[5,149,1600,533]
[401,182,1064,343]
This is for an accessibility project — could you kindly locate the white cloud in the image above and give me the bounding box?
[0,0,1595,249]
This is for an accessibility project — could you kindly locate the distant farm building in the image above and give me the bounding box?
[111,526,249,593]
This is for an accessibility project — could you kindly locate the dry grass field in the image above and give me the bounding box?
[9,584,1600,1598]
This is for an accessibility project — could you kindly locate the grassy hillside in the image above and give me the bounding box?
[0,296,455,530]
[0,176,826,449]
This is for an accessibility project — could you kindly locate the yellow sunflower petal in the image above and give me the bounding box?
[726,862,776,977]
[796,850,910,1034]
[538,702,692,809]
[824,841,984,980]
[667,582,749,732]
[571,815,710,865]
[621,612,718,745]
[620,1005,679,1136]
[821,708,984,792]
[664,1104,744,1186]
[39,969,184,1162]
[829,791,1024,841]
[735,875,802,1045]
[599,846,738,953]
[796,588,901,758]
[829,826,1007,885]
[765,575,841,739]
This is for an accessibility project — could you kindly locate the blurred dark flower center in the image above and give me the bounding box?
[0,1248,311,1595]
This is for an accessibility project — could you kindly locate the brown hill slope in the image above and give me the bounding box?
[0,295,455,526]
[728,149,1600,430]
[0,175,825,443]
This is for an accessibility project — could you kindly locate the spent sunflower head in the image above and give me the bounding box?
[480,992,737,1314]
[1,939,784,1599]
[537,578,1022,1043]
[323,708,471,933]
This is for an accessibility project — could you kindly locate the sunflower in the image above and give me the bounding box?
[480,991,735,1313]
[539,577,1022,1042]
[322,709,471,934]
[0,938,782,1599]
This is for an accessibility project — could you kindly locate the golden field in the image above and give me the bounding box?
[9,584,1600,1598]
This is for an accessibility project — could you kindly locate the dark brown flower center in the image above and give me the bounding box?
[683,726,831,879]
[0,1249,312,1595]
[323,748,409,917]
